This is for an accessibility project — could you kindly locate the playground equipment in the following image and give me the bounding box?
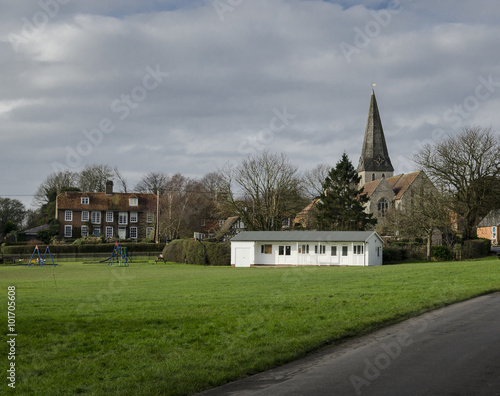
[108,243,129,267]
[28,245,55,267]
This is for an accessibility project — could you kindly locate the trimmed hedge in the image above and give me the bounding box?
[460,239,491,260]
[383,244,426,264]
[162,239,230,266]
[1,243,163,255]
[431,245,453,261]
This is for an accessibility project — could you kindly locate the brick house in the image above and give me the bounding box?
[56,181,158,240]
[477,210,500,245]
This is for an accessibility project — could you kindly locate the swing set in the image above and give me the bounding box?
[108,242,129,267]
[28,245,55,267]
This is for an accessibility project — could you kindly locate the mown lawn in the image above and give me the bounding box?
[1,258,499,395]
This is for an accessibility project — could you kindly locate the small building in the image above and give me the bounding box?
[477,210,500,245]
[55,181,157,240]
[23,224,50,242]
[231,230,383,267]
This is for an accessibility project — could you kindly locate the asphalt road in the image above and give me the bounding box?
[198,292,500,396]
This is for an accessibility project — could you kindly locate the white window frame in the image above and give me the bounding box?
[81,225,88,237]
[342,246,348,256]
[64,225,72,238]
[129,198,138,206]
[91,211,101,224]
[81,197,89,205]
[331,246,337,256]
[130,226,138,239]
[105,226,114,238]
[118,212,128,225]
[93,227,101,237]
[81,211,89,222]
[146,227,154,238]
[65,210,73,222]
[106,212,113,223]
[130,212,138,223]
[147,213,154,223]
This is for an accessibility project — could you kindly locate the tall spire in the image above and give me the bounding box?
[357,89,394,177]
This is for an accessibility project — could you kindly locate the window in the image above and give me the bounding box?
[378,198,389,217]
[93,227,100,237]
[81,197,89,205]
[64,225,72,237]
[130,212,138,223]
[377,246,381,257]
[81,211,89,222]
[372,173,376,181]
[129,198,138,206]
[381,173,385,179]
[354,245,364,254]
[278,246,291,255]
[200,219,206,227]
[65,211,72,222]
[147,213,154,223]
[91,211,101,224]
[261,244,272,254]
[493,226,497,239]
[81,225,88,237]
[106,226,113,238]
[314,245,325,254]
[130,227,138,239]
[282,218,290,228]
[342,246,348,256]
[146,227,154,238]
[331,246,337,256]
[118,212,128,225]
[106,212,113,223]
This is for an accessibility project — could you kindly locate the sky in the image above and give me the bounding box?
[1,0,500,209]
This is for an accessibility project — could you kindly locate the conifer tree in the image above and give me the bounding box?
[314,153,376,231]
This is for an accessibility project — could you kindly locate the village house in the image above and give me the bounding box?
[55,181,158,241]
[477,210,500,245]
[231,230,383,267]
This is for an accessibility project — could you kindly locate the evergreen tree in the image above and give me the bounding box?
[314,153,376,231]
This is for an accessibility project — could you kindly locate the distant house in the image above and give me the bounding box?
[23,224,50,242]
[231,231,383,267]
[477,210,500,245]
[55,181,157,240]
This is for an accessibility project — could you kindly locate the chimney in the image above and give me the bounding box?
[106,180,114,195]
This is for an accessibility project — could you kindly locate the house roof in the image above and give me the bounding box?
[478,210,500,227]
[214,216,240,239]
[57,191,157,211]
[231,230,381,243]
[24,224,50,235]
[357,89,394,173]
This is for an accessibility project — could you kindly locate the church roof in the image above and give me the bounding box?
[360,179,382,198]
[357,89,394,173]
[386,172,421,200]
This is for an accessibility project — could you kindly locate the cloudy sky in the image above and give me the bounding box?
[2,0,500,208]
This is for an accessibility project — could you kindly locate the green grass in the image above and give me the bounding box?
[1,258,499,395]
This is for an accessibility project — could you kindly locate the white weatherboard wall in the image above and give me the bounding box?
[230,231,383,267]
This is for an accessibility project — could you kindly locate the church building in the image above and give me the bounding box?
[357,89,436,223]
[295,88,436,228]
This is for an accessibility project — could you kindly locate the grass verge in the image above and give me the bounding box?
[1,258,499,395]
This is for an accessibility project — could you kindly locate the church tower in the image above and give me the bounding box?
[357,89,394,187]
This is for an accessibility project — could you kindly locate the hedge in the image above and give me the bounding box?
[383,244,426,263]
[1,243,163,255]
[162,239,230,266]
[459,239,491,260]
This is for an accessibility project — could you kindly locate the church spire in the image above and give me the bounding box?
[357,89,394,185]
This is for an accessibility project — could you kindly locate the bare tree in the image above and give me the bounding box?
[218,151,307,231]
[158,174,206,239]
[387,188,451,261]
[78,164,114,192]
[413,126,500,240]
[303,163,331,198]
[33,170,79,207]
[134,172,169,194]
[113,166,128,193]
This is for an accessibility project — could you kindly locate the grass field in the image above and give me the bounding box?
[1,258,499,395]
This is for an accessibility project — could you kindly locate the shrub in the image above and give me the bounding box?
[431,245,453,261]
[162,239,230,266]
[461,239,491,259]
